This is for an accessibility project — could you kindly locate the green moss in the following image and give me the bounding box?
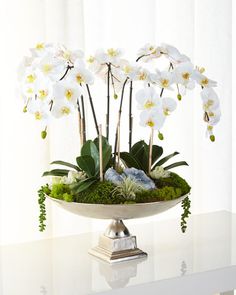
[154,172,191,195]
[45,172,191,205]
[50,183,74,202]
[75,181,124,204]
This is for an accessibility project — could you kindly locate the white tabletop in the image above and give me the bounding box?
[0,211,236,295]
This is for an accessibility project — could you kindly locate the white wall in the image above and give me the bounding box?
[0,0,233,245]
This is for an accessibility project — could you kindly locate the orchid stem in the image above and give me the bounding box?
[106,63,111,141]
[148,128,154,175]
[86,84,99,136]
[128,80,133,152]
[113,78,128,169]
[99,124,103,181]
[80,94,86,143]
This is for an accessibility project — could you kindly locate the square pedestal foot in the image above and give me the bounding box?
[89,234,147,264]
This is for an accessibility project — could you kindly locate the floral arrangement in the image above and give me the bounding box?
[18,42,221,233]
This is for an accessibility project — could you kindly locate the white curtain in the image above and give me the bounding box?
[0,0,233,245]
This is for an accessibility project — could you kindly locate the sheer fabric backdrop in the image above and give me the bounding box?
[0,0,233,245]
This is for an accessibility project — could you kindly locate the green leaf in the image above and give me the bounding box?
[50,160,81,171]
[76,155,96,177]
[70,178,97,194]
[42,169,69,177]
[153,152,179,168]
[130,140,149,171]
[81,140,99,171]
[120,152,142,169]
[93,136,112,171]
[152,145,163,164]
[164,161,189,170]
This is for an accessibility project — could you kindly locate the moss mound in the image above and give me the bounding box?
[46,172,191,204]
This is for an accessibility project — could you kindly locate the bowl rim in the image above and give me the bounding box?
[46,193,188,207]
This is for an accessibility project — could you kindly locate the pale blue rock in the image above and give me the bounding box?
[123,168,156,190]
[104,168,124,185]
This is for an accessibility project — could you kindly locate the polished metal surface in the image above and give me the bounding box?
[47,194,187,220]
[104,220,130,238]
[47,195,187,263]
[89,220,147,263]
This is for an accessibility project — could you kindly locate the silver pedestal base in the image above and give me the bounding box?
[89,220,147,264]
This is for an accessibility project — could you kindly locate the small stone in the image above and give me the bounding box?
[104,168,124,185]
[123,168,155,190]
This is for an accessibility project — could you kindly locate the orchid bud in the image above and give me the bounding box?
[23,105,27,113]
[158,132,164,140]
[177,94,182,101]
[114,94,118,99]
[210,135,215,142]
[41,130,47,139]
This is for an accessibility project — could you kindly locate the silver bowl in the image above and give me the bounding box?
[47,194,187,264]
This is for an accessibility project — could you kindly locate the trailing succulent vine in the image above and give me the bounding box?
[181,196,191,233]
[38,186,48,232]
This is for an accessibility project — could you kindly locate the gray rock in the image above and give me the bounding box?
[123,168,156,190]
[104,168,124,185]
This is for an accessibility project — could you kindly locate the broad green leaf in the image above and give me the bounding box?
[130,140,148,171]
[164,161,189,170]
[76,155,96,177]
[93,136,112,171]
[120,152,142,169]
[81,140,99,171]
[71,178,97,194]
[153,152,179,168]
[152,145,164,164]
[42,169,69,177]
[50,160,80,171]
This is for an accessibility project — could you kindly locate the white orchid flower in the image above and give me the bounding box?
[205,108,221,126]
[30,42,53,57]
[34,77,53,103]
[137,43,162,61]
[139,109,165,130]
[27,99,51,123]
[68,62,94,85]
[201,88,220,112]
[56,45,84,64]
[95,48,123,65]
[121,60,140,80]
[192,71,217,88]
[152,70,174,90]
[174,62,195,89]
[17,56,36,82]
[136,87,161,110]
[162,97,177,116]
[161,43,190,64]
[51,100,75,118]
[37,53,66,80]
[53,80,82,106]
[86,55,102,73]
[135,68,151,82]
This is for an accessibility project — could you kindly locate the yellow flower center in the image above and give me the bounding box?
[107,48,117,57]
[42,64,53,74]
[138,72,147,81]
[204,99,214,110]
[208,111,214,117]
[26,74,36,83]
[161,79,169,88]
[63,51,71,60]
[147,120,155,127]
[123,65,131,74]
[65,89,73,100]
[163,108,170,116]
[144,100,155,109]
[36,43,44,50]
[35,111,42,120]
[61,106,70,115]
[87,56,95,63]
[182,72,190,80]
[201,78,209,86]
[207,125,213,131]
[76,74,84,84]
[26,87,33,94]
[38,89,48,99]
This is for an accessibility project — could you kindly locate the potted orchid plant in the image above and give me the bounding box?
[18,42,221,236]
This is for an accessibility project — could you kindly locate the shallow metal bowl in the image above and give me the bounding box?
[47,194,187,220]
